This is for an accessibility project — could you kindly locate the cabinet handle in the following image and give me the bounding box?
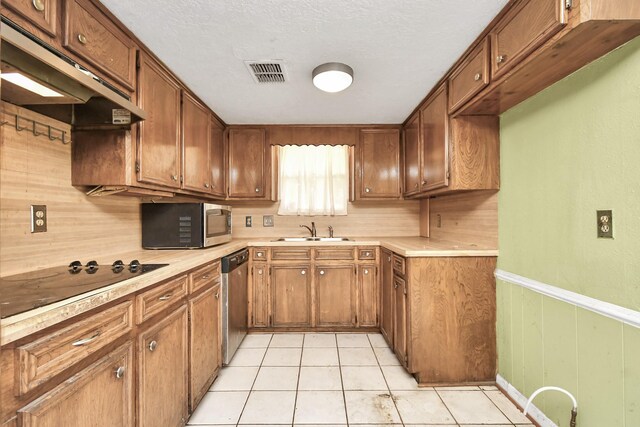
[148,340,158,352]
[158,292,173,301]
[301,269,306,275]
[171,175,178,181]
[115,366,125,379]
[474,73,482,81]
[496,55,505,64]
[319,270,325,275]
[214,292,219,299]
[202,275,210,279]
[204,183,210,188]
[365,187,371,193]
[32,0,45,11]
[77,33,87,45]
[71,331,101,346]
[255,187,260,193]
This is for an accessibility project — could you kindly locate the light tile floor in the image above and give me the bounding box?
[188,332,534,427]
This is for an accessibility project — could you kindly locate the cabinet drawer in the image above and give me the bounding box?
[189,262,220,294]
[490,0,565,79]
[15,300,133,395]
[253,248,268,261]
[4,0,58,37]
[314,248,355,260]
[358,248,377,261]
[63,0,137,90]
[392,254,406,276]
[136,275,188,324]
[449,38,490,113]
[271,248,311,261]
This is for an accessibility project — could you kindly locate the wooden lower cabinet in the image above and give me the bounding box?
[393,275,408,369]
[17,342,134,427]
[357,265,378,327]
[250,264,269,328]
[138,304,189,427]
[188,284,221,412]
[380,249,394,346]
[315,265,356,327]
[271,265,312,327]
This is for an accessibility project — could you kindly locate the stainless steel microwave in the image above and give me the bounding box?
[141,203,232,249]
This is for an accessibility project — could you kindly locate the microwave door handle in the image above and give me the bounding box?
[206,209,223,215]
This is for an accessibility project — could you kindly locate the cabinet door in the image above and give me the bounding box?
[403,113,421,196]
[138,305,188,427]
[209,117,226,197]
[227,128,268,198]
[271,265,311,327]
[420,84,449,192]
[3,0,58,37]
[358,129,401,199]
[393,276,408,369]
[189,285,220,412]
[380,250,394,346]
[137,53,182,189]
[358,265,378,327]
[182,92,211,193]
[18,342,134,427]
[316,265,356,327]
[250,264,269,328]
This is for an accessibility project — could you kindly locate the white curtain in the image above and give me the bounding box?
[277,145,349,216]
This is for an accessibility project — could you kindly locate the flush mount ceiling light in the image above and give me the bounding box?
[312,62,353,93]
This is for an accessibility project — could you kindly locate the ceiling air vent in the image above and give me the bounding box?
[245,61,287,83]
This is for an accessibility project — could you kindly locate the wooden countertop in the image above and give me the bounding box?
[1,237,496,345]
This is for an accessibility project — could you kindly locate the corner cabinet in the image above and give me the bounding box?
[227,128,271,199]
[356,129,402,199]
[137,52,182,189]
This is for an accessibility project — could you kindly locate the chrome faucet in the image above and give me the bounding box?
[300,221,316,237]
[328,225,334,238]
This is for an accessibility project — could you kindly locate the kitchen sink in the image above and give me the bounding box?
[273,237,351,242]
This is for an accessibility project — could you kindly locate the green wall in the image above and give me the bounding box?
[497,36,640,427]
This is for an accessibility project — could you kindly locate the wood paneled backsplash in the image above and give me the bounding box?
[229,200,420,238]
[0,103,142,276]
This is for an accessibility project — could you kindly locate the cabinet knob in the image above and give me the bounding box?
[394,282,398,289]
[422,180,427,185]
[214,292,219,299]
[32,0,45,11]
[257,252,263,257]
[258,269,263,275]
[301,269,306,275]
[319,270,325,275]
[171,175,178,181]
[77,33,87,45]
[365,187,371,193]
[496,55,505,64]
[414,183,419,189]
[474,73,482,81]
[204,183,210,188]
[388,256,391,262]
[255,187,260,193]
[364,269,369,275]
[148,340,158,352]
[115,366,125,379]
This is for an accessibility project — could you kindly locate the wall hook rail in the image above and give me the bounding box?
[4,113,69,144]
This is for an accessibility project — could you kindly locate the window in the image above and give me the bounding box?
[277,145,349,216]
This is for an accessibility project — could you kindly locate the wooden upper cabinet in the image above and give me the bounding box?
[182,92,212,193]
[18,342,134,427]
[227,128,269,199]
[63,0,137,90]
[209,116,226,197]
[491,0,566,79]
[420,84,449,192]
[448,38,490,113]
[4,0,58,37]
[315,265,356,327]
[403,113,421,196]
[357,129,402,199]
[358,265,378,327]
[138,305,188,427]
[271,265,311,327]
[137,52,182,189]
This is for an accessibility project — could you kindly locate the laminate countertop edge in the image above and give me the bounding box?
[1,237,497,345]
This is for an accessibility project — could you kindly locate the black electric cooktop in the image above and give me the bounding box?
[0,260,168,319]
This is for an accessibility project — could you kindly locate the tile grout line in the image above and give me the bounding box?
[434,387,460,426]
[368,333,406,427]
[480,387,520,426]
[234,332,274,426]
[336,333,351,427]
[290,333,305,426]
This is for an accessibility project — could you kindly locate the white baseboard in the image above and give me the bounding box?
[496,374,557,427]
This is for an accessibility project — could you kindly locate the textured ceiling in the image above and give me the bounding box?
[101,0,508,124]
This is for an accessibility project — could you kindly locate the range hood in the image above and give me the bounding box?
[1,19,145,127]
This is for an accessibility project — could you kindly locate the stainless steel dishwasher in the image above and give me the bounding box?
[221,248,248,364]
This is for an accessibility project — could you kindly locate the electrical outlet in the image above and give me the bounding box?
[31,205,47,233]
[436,214,442,228]
[597,210,613,238]
[263,215,274,227]
[245,216,252,227]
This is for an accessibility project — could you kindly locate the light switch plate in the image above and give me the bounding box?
[263,215,274,227]
[597,210,613,238]
[31,205,47,233]
[245,216,252,227]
